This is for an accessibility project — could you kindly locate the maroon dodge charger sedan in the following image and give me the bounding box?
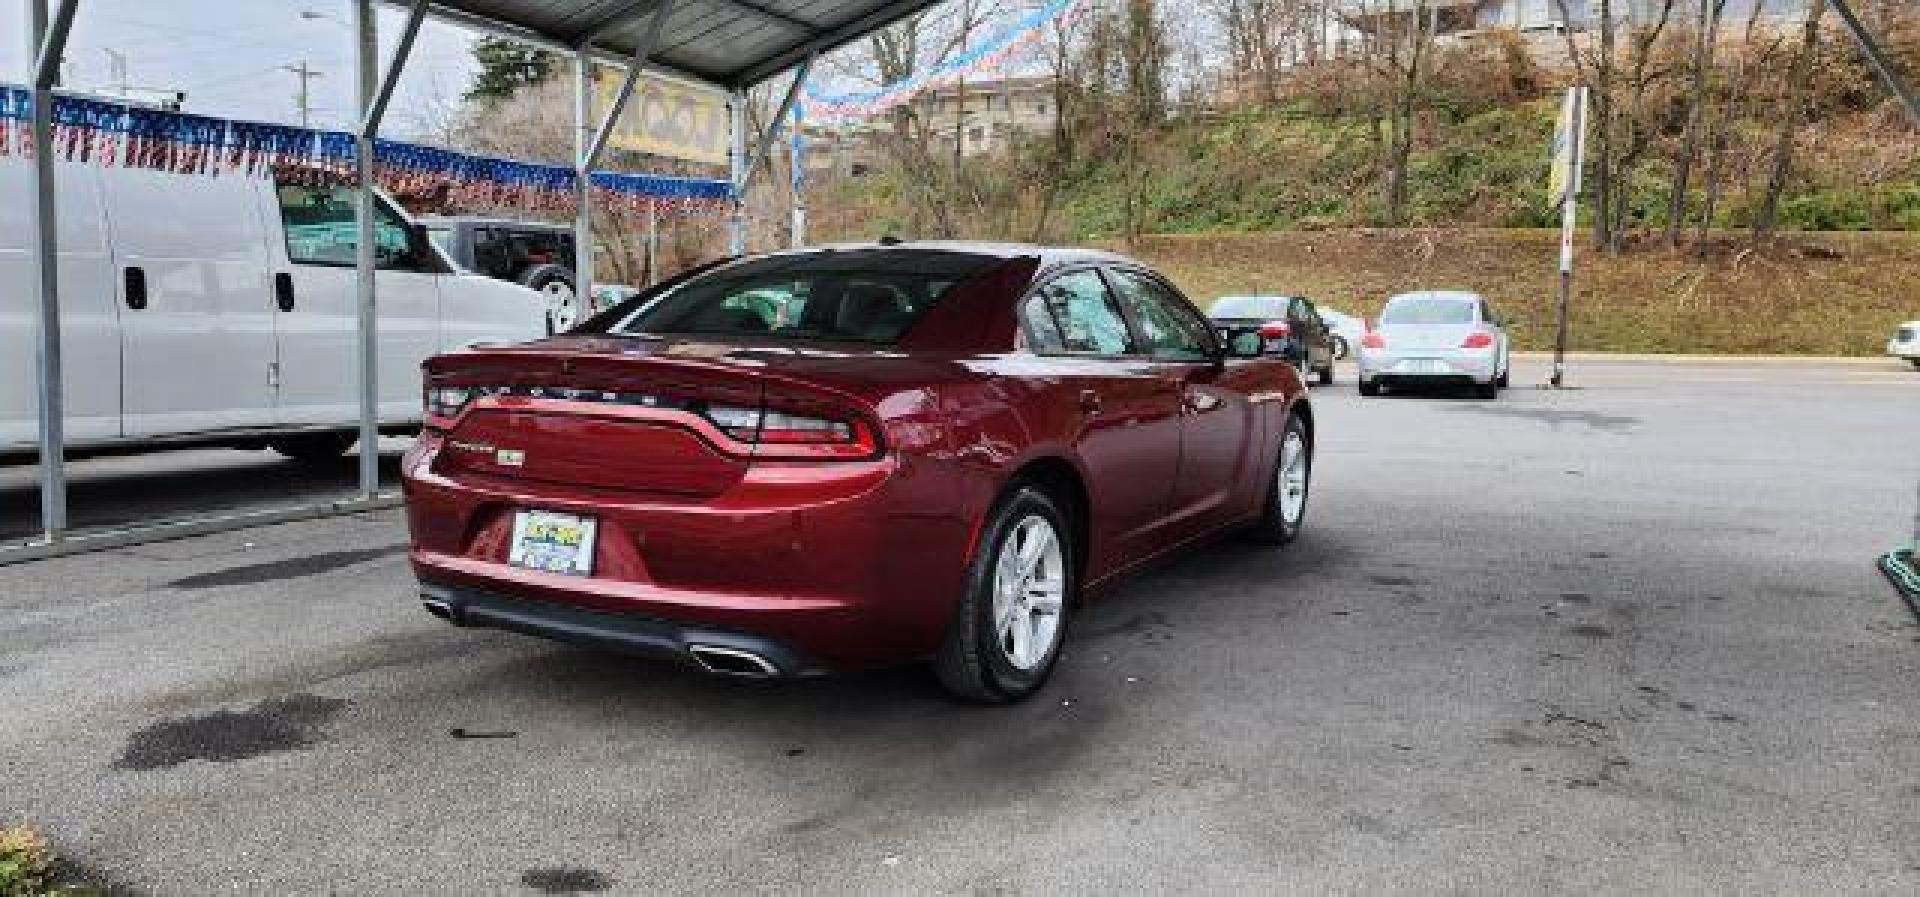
[403,242,1314,702]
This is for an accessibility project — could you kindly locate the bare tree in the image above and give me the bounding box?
[1751,0,1830,244]
[1665,0,1726,248]
[1696,0,1783,246]
[1362,0,1432,226]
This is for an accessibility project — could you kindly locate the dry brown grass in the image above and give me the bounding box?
[1102,228,1920,355]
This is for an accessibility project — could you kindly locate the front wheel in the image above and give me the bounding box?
[521,264,579,333]
[933,485,1075,703]
[1245,412,1311,546]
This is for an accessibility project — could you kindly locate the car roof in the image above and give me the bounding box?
[1388,290,1482,302]
[418,216,570,231]
[1214,295,1301,302]
[787,240,1137,269]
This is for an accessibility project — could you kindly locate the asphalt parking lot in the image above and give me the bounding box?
[4,356,1917,894]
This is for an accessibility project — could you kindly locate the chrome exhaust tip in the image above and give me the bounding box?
[421,598,456,622]
[689,645,779,678]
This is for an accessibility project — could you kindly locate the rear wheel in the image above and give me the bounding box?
[268,432,356,464]
[1496,366,1510,388]
[1317,363,1334,386]
[1474,380,1499,399]
[1245,412,1311,546]
[933,485,1074,704]
[1359,379,1380,397]
[1910,359,1920,369]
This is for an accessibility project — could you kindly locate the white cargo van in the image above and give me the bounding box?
[0,153,549,461]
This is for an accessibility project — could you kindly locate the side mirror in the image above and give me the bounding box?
[1225,329,1265,359]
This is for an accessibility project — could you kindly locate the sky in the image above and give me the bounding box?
[2,0,482,139]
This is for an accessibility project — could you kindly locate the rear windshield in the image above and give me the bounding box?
[1210,296,1291,319]
[1380,297,1476,327]
[594,249,1005,344]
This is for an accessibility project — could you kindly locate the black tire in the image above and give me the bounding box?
[933,484,1076,704]
[1358,379,1380,397]
[1245,411,1312,546]
[519,264,579,333]
[1910,359,1920,370]
[268,432,356,463]
[1496,365,1510,388]
[1474,381,1499,399]
[1317,363,1334,386]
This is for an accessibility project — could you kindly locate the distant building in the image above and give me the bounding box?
[800,75,1060,178]
[910,75,1059,159]
[1341,0,1812,44]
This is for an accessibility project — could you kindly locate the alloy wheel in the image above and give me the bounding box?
[1278,428,1309,525]
[992,515,1066,671]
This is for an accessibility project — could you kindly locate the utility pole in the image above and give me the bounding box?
[283,60,323,127]
[103,48,129,98]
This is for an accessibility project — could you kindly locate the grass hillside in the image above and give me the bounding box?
[1111,228,1918,356]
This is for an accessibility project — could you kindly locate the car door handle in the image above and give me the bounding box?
[274,272,295,312]
[123,266,147,310]
[1078,389,1102,416]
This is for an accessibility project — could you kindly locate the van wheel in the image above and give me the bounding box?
[1317,364,1334,386]
[269,432,356,463]
[520,264,579,332]
[933,485,1074,704]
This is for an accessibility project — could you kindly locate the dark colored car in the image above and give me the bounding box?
[422,217,580,330]
[403,243,1315,702]
[1207,295,1336,385]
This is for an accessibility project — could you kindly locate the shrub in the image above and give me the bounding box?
[0,827,53,897]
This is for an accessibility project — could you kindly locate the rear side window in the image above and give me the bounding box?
[1024,270,1133,355]
[602,248,1000,345]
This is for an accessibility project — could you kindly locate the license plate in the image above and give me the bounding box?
[508,510,597,576]
[1399,358,1448,374]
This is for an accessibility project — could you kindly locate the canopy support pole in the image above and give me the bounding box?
[573,44,595,316]
[353,0,426,499]
[728,89,747,255]
[28,0,78,544]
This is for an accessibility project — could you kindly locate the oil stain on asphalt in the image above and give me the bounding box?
[166,546,404,590]
[113,694,348,770]
[520,867,613,893]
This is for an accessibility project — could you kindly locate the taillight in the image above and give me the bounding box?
[1361,330,1385,350]
[1461,332,1494,349]
[1259,320,1291,339]
[699,404,880,459]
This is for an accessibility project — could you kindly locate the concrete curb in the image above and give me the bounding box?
[1509,352,1902,365]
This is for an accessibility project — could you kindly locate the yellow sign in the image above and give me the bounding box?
[596,72,729,167]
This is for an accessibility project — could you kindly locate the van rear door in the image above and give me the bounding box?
[0,150,122,449]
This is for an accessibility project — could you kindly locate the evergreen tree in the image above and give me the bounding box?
[465,37,555,103]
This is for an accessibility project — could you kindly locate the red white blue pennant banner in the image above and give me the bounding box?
[0,85,732,217]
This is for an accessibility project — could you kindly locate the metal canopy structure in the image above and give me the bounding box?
[11,0,937,562]
[409,0,944,89]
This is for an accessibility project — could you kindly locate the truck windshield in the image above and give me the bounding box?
[593,248,1005,344]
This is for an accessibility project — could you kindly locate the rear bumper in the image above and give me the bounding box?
[419,579,824,677]
[401,435,974,673]
[1356,349,1498,384]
